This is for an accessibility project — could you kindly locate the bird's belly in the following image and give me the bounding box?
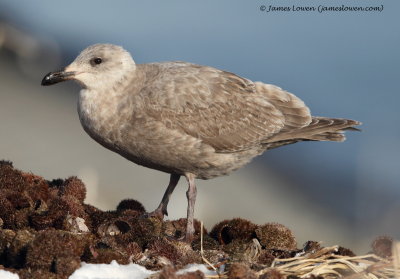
[81,119,259,178]
[116,130,261,179]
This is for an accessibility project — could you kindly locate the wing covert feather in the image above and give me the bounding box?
[132,63,285,152]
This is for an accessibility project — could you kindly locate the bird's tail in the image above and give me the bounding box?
[295,117,361,142]
[263,117,361,150]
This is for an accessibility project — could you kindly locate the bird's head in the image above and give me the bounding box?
[41,44,136,90]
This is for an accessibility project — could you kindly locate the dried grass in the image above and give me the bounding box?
[202,242,400,279]
[254,242,400,279]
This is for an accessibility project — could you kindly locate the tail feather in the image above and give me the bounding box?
[306,131,346,142]
[266,117,361,143]
[343,126,362,132]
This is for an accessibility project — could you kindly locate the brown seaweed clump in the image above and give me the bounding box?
[258,268,283,279]
[335,246,355,257]
[255,223,297,250]
[59,176,87,203]
[371,236,393,258]
[210,218,257,245]
[25,229,88,273]
[116,198,146,213]
[0,160,367,279]
[228,262,258,279]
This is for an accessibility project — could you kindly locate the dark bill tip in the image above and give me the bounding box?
[41,70,75,86]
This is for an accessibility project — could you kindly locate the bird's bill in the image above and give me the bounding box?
[41,69,76,86]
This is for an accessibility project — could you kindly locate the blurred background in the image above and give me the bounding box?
[0,0,398,253]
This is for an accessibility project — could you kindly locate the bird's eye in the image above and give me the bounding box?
[91,57,103,65]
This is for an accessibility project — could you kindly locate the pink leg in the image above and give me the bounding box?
[148,173,180,219]
[185,173,197,242]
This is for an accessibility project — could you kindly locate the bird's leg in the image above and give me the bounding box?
[184,173,197,242]
[148,173,180,219]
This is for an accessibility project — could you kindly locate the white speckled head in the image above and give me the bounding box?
[65,44,136,90]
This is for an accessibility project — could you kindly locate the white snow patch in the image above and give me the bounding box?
[0,270,19,279]
[69,261,218,279]
[69,261,155,279]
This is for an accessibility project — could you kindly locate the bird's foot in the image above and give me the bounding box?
[183,220,196,243]
[171,231,194,243]
[142,207,167,220]
[184,231,195,243]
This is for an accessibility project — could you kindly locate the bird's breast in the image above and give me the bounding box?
[77,89,130,149]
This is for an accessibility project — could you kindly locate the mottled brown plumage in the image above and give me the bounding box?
[41,44,361,241]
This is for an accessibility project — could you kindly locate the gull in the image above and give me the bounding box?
[41,44,361,241]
